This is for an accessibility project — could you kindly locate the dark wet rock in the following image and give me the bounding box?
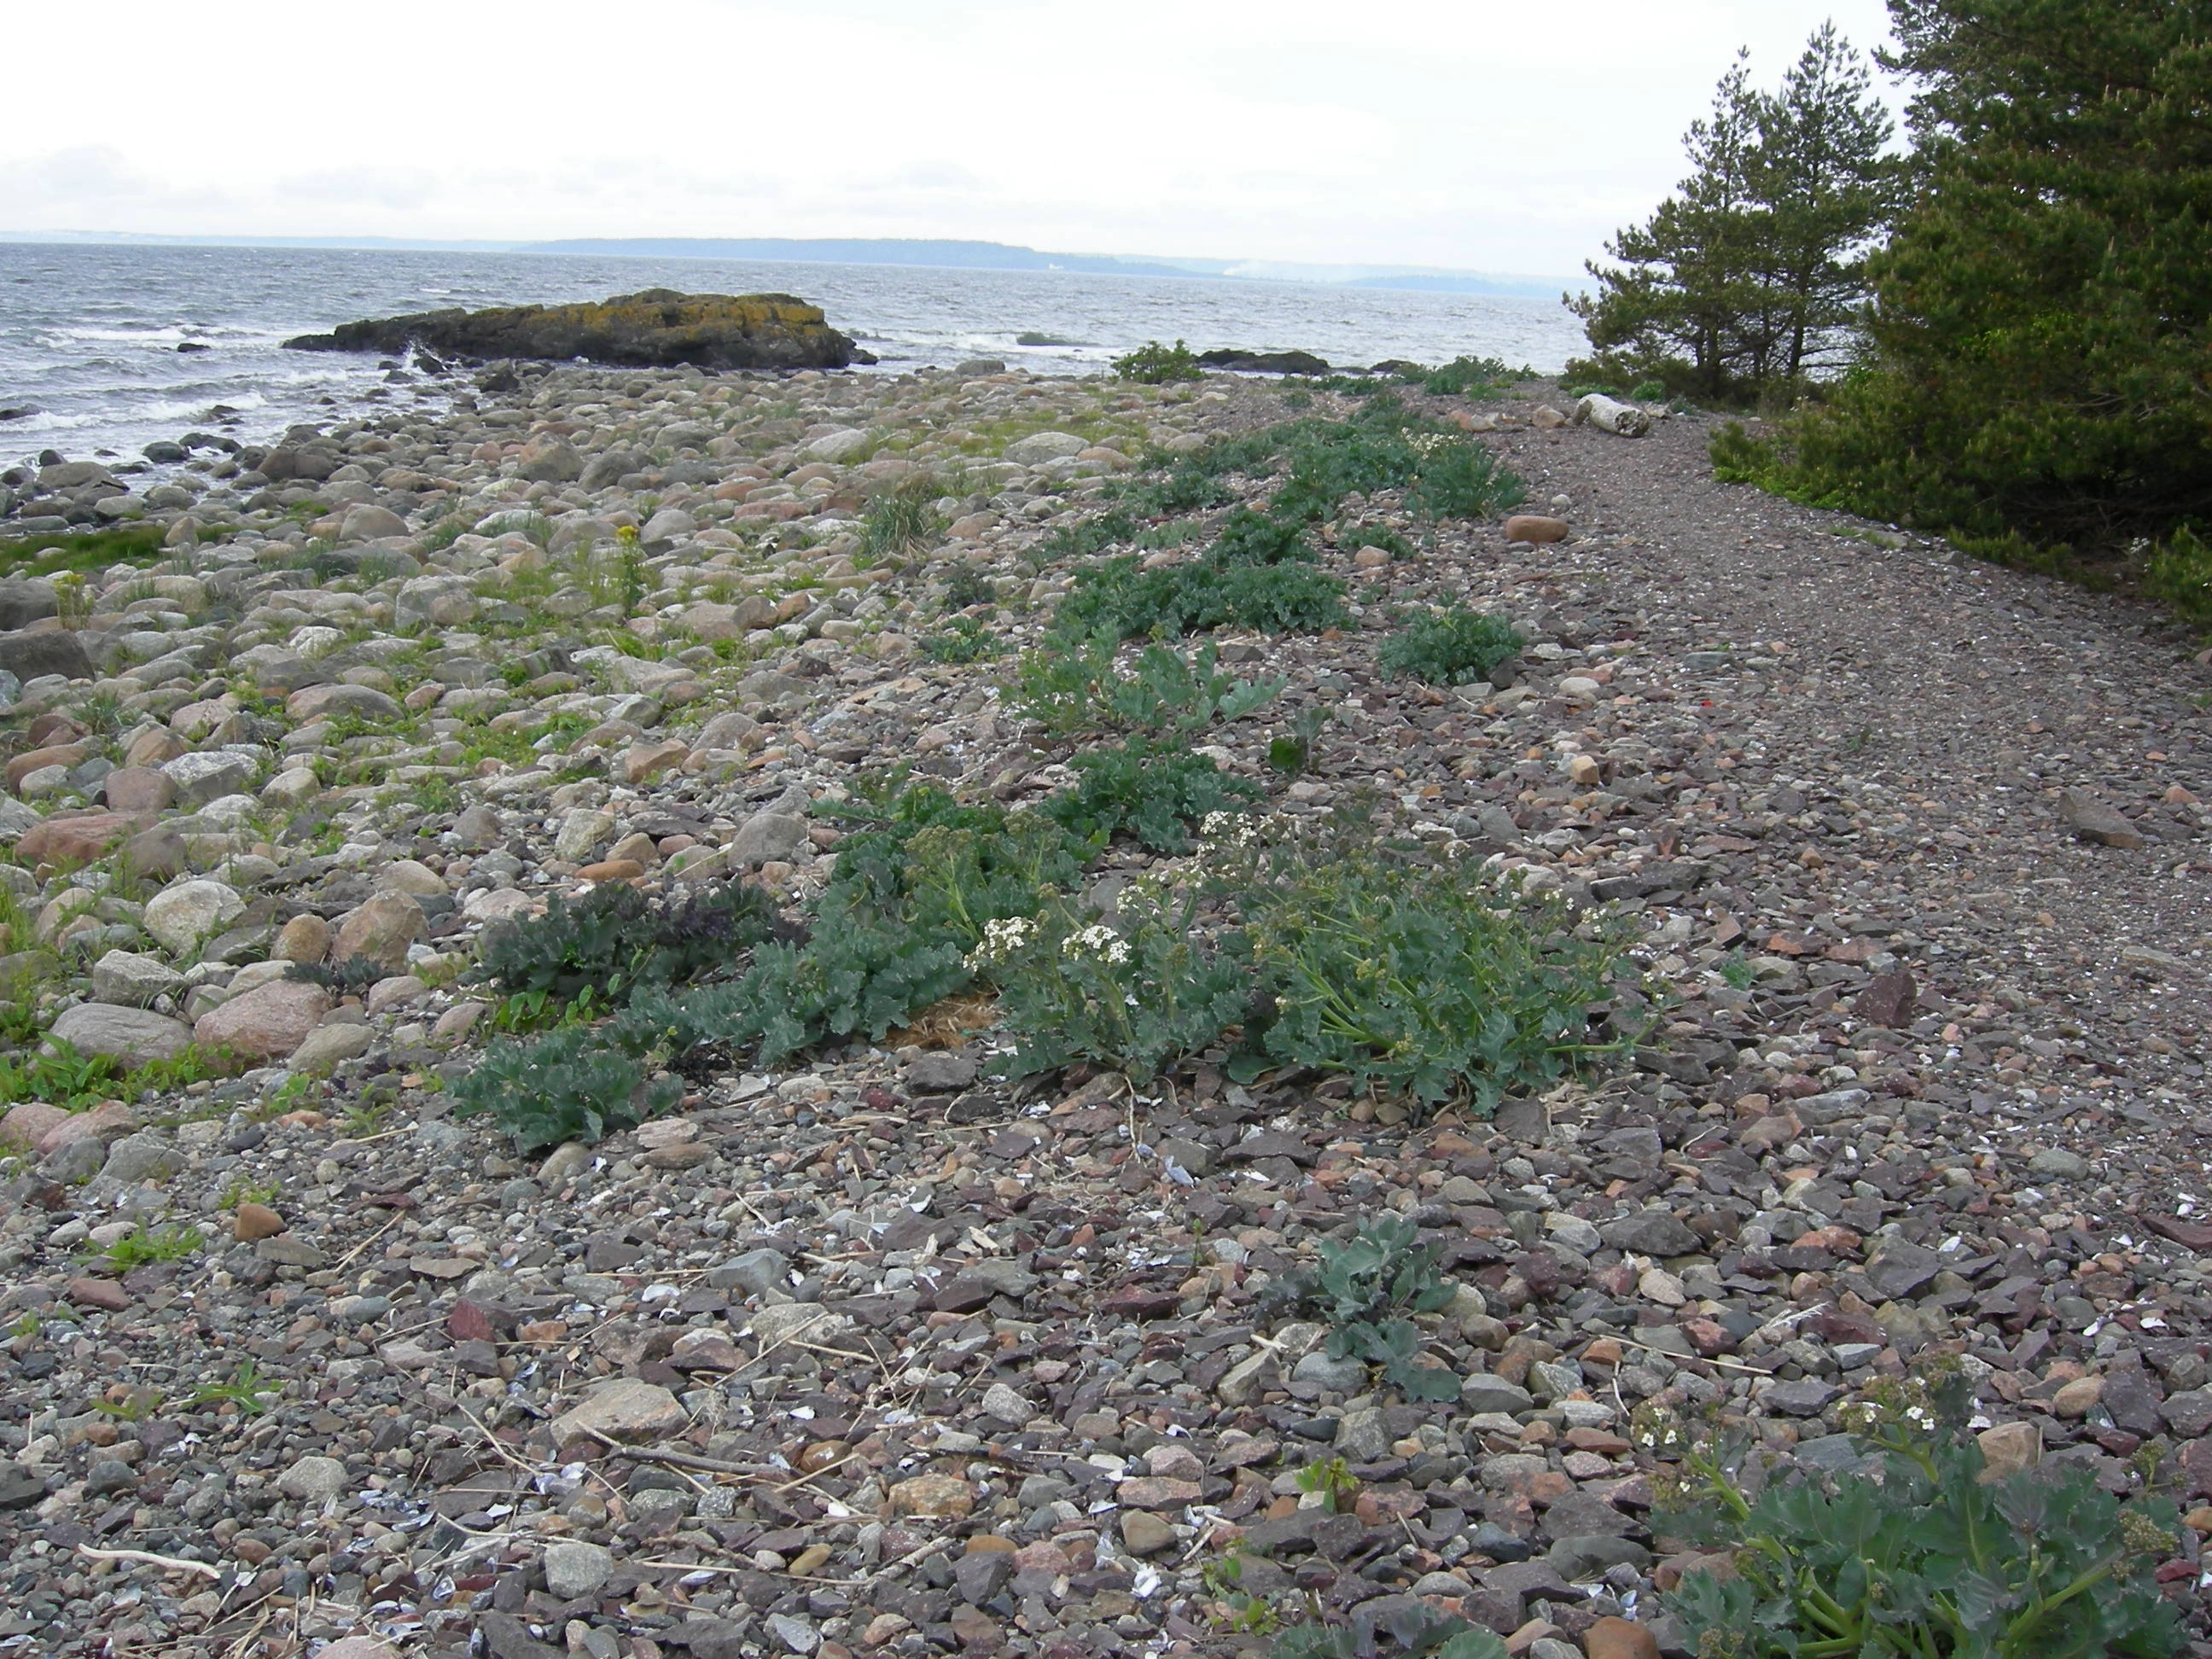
[286,289,862,370]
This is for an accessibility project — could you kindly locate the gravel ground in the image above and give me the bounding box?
[0,365,2208,1659]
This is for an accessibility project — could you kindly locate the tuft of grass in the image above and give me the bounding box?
[0,524,171,579]
[860,474,945,562]
[97,1223,204,1270]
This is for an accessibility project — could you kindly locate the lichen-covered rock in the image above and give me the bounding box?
[286,290,864,370]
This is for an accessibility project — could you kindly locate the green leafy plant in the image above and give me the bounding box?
[1056,514,1348,638]
[917,615,1003,663]
[1286,1214,1459,1402]
[1112,339,1205,384]
[1272,1603,1507,1659]
[0,1039,221,1112]
[1377,607,1524,685]
[1267,707,1326,778]
[1230,821,1641,1112]
[1716,952,1757,991]
[186,1360,277,1415]
[472,880,778,1017]
[449,1020,682,1155]
[1040,742,1260,853]
[98,1223,205,1270]
[2143,527,2212,630]
[1011,632,1282,739]
[1419,355,1521,397]
[1294,1455,1359,1511]
[1654,1368,2184,1657]
[718,778,1091,1066]
[219,1175,279,1210]
[976,878,1253,1081]
[1402,437,1528,520]
[940,560,998,610]
[1200,1544,1279,1634]
[92,1388,165,1423]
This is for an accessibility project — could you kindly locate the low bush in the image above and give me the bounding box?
[720,779,1092,1065]
[1418,354,1522,397]
[917,615,1003,662]
[471,880,779,1026]
[1011,632,1281,738]
[1273,1605,1506,1659]
[449,1010,680,1155]
[1112,339,1204,384]
[1650,1367,2184,1657]
[1231,820,1641,1112]
[970,879,1253,1081]
[982,812,1642,1115]
[1377,606,1524,684]
[1403,435,1526,519]
[1039,742,1260,853]
[2143,527,2212,631]
[1056,513,1349,639]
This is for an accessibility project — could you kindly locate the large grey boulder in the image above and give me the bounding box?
[0,629,91,684]
[48,1003,195,1065]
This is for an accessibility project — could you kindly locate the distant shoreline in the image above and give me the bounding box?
[0,230,1579,300]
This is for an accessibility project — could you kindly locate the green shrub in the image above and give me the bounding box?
[1033,511,1138,564]
[2143,527,2212,630]
[471,880,778,1025]
[448,1022,681,1155]
[1056,544,1348,639]
[1039,742,1260,853]
[1284,1213,1459,1401]
[1231,824,1641,1112]
[939,560,998,609]
[719,779,1092,1065]
[1112,339,1204,384]
[1116,461,1238,517]
[969,880,1253,1082]
[1403,436,1527,520]
[1652,1367,2184,1657]
[1377,606,1524,684]
[1419,355,1519,397]
[1011,632,1282,738]
[917,615,1003,662]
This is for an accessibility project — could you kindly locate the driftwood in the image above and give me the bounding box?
[1574,393,1653,437]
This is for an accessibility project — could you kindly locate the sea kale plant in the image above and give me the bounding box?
[1648,1368,2185,1657]
[1225,815,1642,1112]
[1378,606,1524,685]
[974,874,1253,1083]
[470,878,779,1027]
[1010,631,1283,739]
[1283,1212,1461,1401]
[1039,743,1260,853]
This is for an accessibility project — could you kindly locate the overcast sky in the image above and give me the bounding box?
[0,0,1900,276]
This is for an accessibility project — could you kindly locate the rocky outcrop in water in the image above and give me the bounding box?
[284,288,864,370]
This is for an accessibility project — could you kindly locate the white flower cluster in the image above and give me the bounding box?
[1406,432,1457,457]
[1062,923,1132,966]
[963,914,1038,970]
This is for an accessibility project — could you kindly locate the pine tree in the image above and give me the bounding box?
[1756,23,1900,380]
[1567,27,1896,401]
[1778,1,2212,547]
